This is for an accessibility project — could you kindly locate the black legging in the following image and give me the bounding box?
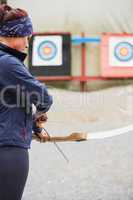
[0,146,29,200]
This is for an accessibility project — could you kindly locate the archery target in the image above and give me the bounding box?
[109,37,133,67]
[114,42,133,62]
[32,36,63,66]
[38,41,57,61]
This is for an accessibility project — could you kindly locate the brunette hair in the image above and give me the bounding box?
[0,4,28,24]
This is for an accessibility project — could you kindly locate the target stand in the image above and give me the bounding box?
[29,32,71,77]
[101,33,133,77]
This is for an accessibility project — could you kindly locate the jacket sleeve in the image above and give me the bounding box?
[2,57,53,113]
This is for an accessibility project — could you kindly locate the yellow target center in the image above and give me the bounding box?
[43,46,52,55]
[120,47,128,56]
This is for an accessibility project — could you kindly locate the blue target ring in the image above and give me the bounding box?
[37,40,57,61]
[114,42,133,62]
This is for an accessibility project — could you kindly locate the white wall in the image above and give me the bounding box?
[8,0,133,33]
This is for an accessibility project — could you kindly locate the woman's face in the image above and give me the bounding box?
[0,36,31,53]
[12,36,30,52]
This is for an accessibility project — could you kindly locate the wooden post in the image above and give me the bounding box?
[80,32,87,92]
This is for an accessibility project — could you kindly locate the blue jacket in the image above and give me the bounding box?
[0,43,53,149]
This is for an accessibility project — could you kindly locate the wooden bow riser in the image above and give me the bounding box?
[32,132,88,143]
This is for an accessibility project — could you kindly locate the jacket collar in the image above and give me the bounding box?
[0,42,27,62]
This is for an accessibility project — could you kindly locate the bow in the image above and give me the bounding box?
[32,116,133,163]
[32,124,133,142]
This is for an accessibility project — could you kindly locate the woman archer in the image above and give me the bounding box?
[0,4,53,200]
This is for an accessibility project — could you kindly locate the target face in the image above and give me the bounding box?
[109,37,133,67]
[29,33,71,77]
[114,42,133,62]
[32,36,63,66]
[101,34,133,78]
[37,41,57,61]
